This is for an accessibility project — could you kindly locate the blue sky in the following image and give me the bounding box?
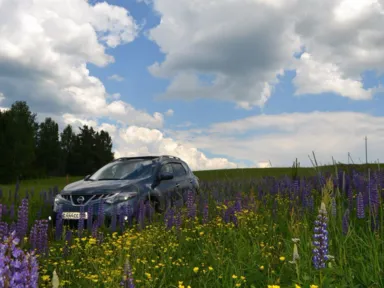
[2,0,384,169]
[90,0,384,126]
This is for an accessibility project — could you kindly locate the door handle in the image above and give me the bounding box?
[175,183,180,187]
[189,180,193,183]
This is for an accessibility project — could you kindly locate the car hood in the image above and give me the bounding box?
[62,179,143,195]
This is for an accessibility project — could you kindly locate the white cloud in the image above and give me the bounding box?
[108,74,124,82]
[147,0,384,107]
[165,109,174,116]
[166,111,384,167]
[0,0,241,171]
[295,0,384,79]
[0,0,140,120]
[148,0,299,109]
[105,101,164,128]
[114,126,237,170]
[258,161,272,168]
[294,53,374,99]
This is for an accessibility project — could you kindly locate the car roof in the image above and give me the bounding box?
[113,155,183,163]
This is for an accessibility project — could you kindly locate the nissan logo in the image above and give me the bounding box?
[76,196,85,204]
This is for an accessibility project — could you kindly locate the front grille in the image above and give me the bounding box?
[70,193,116,205]
[62,195,71,201]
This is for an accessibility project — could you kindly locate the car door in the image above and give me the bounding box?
[171,162,189,206]
[156,163,176,209]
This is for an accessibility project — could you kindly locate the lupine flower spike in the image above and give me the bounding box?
[312,202,329,269]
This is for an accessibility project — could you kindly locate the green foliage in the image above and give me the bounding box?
[0,101,114,183]
[1,174,384,288]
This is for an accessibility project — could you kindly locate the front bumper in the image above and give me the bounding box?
[53,197,138,218]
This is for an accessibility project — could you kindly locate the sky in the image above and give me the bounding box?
[1,0,384,170]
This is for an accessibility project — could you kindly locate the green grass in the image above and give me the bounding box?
[1,166,384,288]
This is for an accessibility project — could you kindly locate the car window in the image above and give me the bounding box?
[181,162,190,174]
[160,163,173,175]
[172,163,187,177]
[89,159,154,180]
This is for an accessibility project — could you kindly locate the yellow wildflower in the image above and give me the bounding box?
[41,275,50,281]
[193,267,199,273]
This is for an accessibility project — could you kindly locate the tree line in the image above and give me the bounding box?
[0,101,114,183]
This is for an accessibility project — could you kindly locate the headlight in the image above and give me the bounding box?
[105,192,138,204]
[54,194,64,203]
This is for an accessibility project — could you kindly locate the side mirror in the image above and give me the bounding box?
[84,175,91,180]
[159,172,173,181]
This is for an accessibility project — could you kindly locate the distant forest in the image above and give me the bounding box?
[0,101,114,183]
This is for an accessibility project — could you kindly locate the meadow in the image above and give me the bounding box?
[0,164,383,288]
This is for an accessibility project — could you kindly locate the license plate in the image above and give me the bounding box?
[62,212,88,220]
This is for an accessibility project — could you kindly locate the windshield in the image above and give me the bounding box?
[89,159,156,181]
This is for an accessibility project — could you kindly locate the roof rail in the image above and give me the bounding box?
[113,156,160,162]
[160,155,181,161]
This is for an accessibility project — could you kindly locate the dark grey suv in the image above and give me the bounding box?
[53,155,199,223]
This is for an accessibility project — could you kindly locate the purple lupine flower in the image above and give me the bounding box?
[2,204,7,219]
[347,186,353,210]
[29,222,38,251]
[0,222,9,241]
[9,204,15,219]
[312,202,329,270]
[357,192,365,219]
[175,210,182,231]
[234,194,242,213]
[98,199,105,227]
[111,205,117,232]
[0,204,2,222]
[186,190,196,219]
[9,222,16,236]
[342,209,350,235]
[165,208,174,230]
[0,231,39,288]
[16,198,29,240]
[87,205,93,232]
[78,205,85,237]
[63,230,72,257]
[202,202,209,224]
[29,220,48,256]
[119,206,125,232]
[121,258,135,288]
[39,220,49,257]
[24,250,39,287]
[223,206,231,224]
[370,185,379,216]
[92,220,99,239]
[55,207,63,241]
